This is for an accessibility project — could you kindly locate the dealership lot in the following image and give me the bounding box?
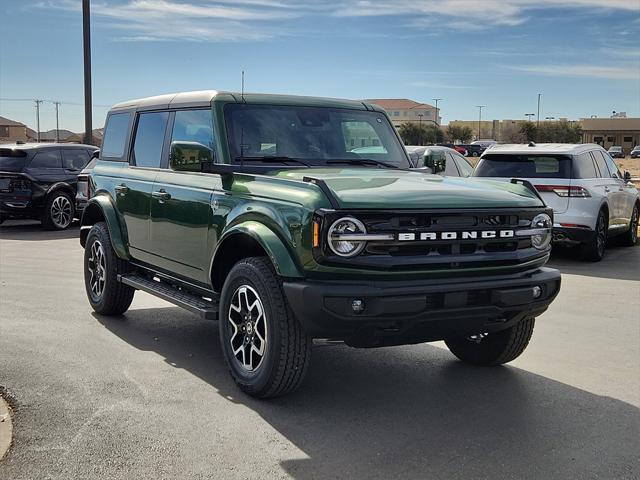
[0,221,638,479]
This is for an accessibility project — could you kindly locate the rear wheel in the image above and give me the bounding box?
[42,191,74,230]
[84,222,134,315]
[621,203,638,246]
[219,257,311,398]
[445,318,535,366]
[581,209,607,262]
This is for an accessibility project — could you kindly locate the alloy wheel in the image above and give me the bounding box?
[227,285,268,372]
[631,207,638,244]
[51,195,72,229]
[596,213,606,257]
[87,240,106,300]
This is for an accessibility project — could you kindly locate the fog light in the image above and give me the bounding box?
[351,299,365,314]
[532,286,542,299]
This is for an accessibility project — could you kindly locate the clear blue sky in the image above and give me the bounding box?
[1,0,639,133]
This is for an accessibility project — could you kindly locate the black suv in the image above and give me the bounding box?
[0,143,98,229]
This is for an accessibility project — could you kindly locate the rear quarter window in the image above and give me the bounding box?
[474,154,571,178]
[29,149,62,169]
[0,148,28,171]
[102,112,132,160]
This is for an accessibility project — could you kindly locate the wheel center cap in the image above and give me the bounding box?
[246,322,254,335]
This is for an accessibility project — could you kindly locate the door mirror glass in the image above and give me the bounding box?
[624,170,632,182]
[169,141,214,172]
[423,150,446,174]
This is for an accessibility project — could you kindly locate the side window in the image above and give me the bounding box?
[62,149,90,170]
[29,149,62,169]
[444,153,461,176]
[102,112,131,159]
[591,151,610,178]
[602,151,622,179]
[454,154,474,177]
[132,111,169,168]
[574,153,597,179]
[169,109,214,171]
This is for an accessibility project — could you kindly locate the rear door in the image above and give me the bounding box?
[474,153,572,213]
[602,150,635,226]
[62,148,91,186]
[591,150,624,227]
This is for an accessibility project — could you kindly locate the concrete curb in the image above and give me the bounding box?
[0,396,12,461]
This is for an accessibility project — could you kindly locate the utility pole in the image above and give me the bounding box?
[537,93,541,129]
[476,105,485,140]
[54,101,61,142]
[432,98,442,126]
[525,113,535,121]
[34,99,43,142]
[417,113,424,145]
[82,0,93,145]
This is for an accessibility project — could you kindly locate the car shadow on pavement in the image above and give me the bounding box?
[0,221,79,241]
[95,309,639,480]
[548,242,640,281]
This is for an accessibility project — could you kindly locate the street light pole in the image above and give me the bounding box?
[537,93,541,129]
[54,101,60,143]
[432,98,442,126]
[476,105,485,140]
[34,99,43,142]
[525,113,535,121]
[82,0,93,145]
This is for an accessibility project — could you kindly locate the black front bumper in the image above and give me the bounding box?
[283,267,561,347]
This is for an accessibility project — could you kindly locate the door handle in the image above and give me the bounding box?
[152,190,171,201]
[114,184,129,195]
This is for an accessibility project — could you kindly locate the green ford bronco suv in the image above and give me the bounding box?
[80,91,561,398]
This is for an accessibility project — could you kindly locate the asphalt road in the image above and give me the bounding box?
[1,221,639,480]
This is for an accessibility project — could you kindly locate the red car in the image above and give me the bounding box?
[438,143,467,156]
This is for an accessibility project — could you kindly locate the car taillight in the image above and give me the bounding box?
[534,185,591,197]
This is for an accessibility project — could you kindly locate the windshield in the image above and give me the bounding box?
[0,149,28,172]
[474,154,572,178]
[224,104,410,168]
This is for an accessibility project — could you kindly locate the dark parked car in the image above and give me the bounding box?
[437,143,467,156]
[406,145,475,176]
[0,143,98,229]
[459,143,485,157]
[75,156,98,216]
[630,146,640,159]
[607,146,624,158]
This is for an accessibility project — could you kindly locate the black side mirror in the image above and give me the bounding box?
[170,141,214,172]
[424,151,446,174]
[624,170,632,182]
[91,150,100,160]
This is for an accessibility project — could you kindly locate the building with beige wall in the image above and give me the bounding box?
[580,117,640,153]
[363,99,440,128]
[0,116,31,143]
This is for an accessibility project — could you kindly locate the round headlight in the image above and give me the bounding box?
[531,213,552,250]
[328,217,367,257]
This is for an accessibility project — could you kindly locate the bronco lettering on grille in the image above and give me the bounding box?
[397,230,515,241]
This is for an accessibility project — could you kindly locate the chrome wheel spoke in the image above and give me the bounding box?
[87,240,105,298]
[227,284,267,372]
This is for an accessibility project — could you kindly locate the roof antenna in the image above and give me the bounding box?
[241,70,245,103]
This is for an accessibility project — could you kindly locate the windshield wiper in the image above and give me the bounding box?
[234,156,311,167]
[326,158,400,169]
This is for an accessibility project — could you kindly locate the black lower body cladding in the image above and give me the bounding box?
[283,267,561,348]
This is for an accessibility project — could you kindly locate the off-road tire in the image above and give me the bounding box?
[445,317,535,366]
[581,209,607,262]
[621,203,638,247]
[42,190,74,230]
[219,257,311,398]
[84,222,134,315]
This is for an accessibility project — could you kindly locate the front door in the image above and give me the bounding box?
[149,108,221,285]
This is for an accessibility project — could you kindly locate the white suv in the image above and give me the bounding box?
[473,143,639,261]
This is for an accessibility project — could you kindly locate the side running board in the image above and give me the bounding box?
[118,274,219,320]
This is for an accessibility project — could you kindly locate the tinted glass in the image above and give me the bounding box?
[102,113,131,159]
[62,149,90,170]
[169,109,214,171]
[591,151,610,178]
[444,153,461,176]
[602,151,621,179]
[573,153,597,178]
[224,104,410,167]
[29,149,62,169]
[474,154,571,178]
[133,112,169,168]
[0,148,27,171]
[454,154,474,177]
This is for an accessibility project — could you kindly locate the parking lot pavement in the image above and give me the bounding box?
[1,221,639,480]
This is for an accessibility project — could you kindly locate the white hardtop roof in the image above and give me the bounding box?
[111,90,220,110]
[485,143,602,155]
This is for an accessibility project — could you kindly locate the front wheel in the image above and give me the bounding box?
[621,203,638,246]
[84,222,135,315]
[445,318,535,366]
[219,257,311,398]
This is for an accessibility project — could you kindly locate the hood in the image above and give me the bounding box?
[276,168,543,209]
